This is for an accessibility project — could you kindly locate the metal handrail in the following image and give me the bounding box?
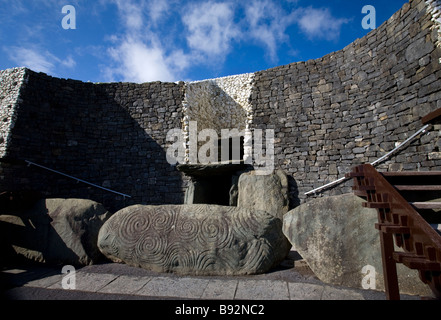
[305,124,431,196]
[25,160,132,199]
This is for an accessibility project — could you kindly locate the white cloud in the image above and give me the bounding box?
[296,7,350,40]
[61,55,76,69]
[148,0,171,25]
[5,46,75,74]
[103,0,351,82]
[108,0,145,31]
[106,37,179,83]
[104,0,188,82]
[10,47,55,74]
[183,1,240,57]
[244,0,297,62]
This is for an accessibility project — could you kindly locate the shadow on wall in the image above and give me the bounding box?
[1,71,184,212]
[0,196,112,268]
[184,79,249,137]
[287,176,300,209]
[0,201,77,268]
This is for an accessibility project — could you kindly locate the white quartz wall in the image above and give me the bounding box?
[182,73,255,163]
[0,68,27,158]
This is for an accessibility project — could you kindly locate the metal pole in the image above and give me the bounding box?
[25,160,132,199]
[304,124,431,196]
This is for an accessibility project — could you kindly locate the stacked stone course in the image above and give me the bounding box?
[0,70,188,212]
[1,0,440,211]
[252,0,441,204]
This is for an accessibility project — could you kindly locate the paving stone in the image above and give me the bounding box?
[48,272,117,292]
[288,282,325,300]
[321,285,365,300]
[1,268,58,288]
[235,280,289,300]
[24,274,63,289]
[201,279,238,300]
[137,277,209,299]
[1,0,441,211]
[98,275,152,295]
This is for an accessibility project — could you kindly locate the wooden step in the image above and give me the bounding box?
[393,252,441,271]
[352,185,376,191]
[346,172,365,178]
[362,202,390,209]
[410,202,441,210]
[395,185,441,191]
[375,224,410,234]
[382,171,441,177]
[353,189,368,197]
[422,107,441,125]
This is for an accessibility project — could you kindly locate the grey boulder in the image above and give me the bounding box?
[237,169,289,220]
[282,193,433,297]
[98,204,290,275]
[0,198,112,266]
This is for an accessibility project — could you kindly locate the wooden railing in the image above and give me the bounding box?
[347,164,441,299]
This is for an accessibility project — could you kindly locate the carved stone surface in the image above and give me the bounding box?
[0,198,111,267]
[282,193,434,297]
[237,170,289,220]
[98,204,290,275]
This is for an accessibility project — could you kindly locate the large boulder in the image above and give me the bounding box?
[98,204,290,275]
[237,170,289,220]
[0,198,112,266]
[282,193,433,297]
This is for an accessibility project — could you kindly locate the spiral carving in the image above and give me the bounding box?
[117,206,151,246]
[135,230,167,265]
[151,206,177,233]
[199,214,230,248]
[174,216,199,241]
[97,204,290,276]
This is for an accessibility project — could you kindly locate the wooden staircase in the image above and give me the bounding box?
[347,164,441,299]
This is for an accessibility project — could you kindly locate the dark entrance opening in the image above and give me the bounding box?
[177,136,250,206]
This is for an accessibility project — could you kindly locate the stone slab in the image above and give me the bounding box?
[235,280,289,300]
[321,286,365,300]
[98,275,152,295]
[24,274,63,289]
[47,272,116,292]
[137,277,210,299]
[288,282,325,300]
[98,204,290,276]
[201,279,238,300]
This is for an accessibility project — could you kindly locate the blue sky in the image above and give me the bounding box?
[0,0,409,83]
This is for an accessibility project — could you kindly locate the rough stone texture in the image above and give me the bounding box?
[0,70,187,212]
[0,68,26,158]
[183,74,254,133]
[282,193,434,297]
[252,0,441,203]
[1,0,441,210]
[0,198,112,266]
[237,169,289,220]
[98,204,290,275]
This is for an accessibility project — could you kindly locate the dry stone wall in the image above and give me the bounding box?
[182,74,254,163]
[1,0,441,211]
[252,0,441,205]
[0,68,26,158]
[0,69,187,212]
